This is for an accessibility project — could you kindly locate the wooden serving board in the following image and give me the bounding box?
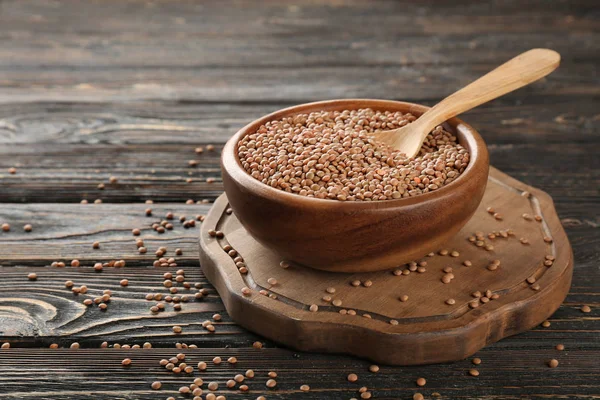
[199,167,573,365]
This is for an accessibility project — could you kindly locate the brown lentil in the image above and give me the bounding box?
[348,373,358,382]
[268,371,277,378]
[472,357,482,365]
[581,305,592,313]
[238,109,469,201]
[469,368,480,376]
[27,272,37,280]
[121,358,131,366]
[300,384,310,391]
[413,394,424,400]
[416,377,426,387]
[266,379,277,388]
[445,298,456,305]
[548,359,559,368]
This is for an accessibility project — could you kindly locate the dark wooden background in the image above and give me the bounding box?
[0,0,598,399]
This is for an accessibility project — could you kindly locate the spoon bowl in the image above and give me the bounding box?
[221,99,489,273]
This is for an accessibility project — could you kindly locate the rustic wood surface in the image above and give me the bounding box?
[0,0,598,399]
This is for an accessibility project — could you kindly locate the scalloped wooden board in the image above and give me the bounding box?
[199,167,573,365]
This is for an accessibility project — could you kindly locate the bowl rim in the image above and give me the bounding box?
[221,98,488,211]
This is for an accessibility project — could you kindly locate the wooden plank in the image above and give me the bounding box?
[0,96,597,145]
[0,0,596,70]
[0,347,598,399]
[0,203,252,345]
[0,0,595,104]
[0,203,597,348]
[0,203,210,265]
[1,64,597,104]
[0,96,597,203]
[0,142,597,203]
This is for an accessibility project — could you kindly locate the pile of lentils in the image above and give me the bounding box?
[237,108,470,201]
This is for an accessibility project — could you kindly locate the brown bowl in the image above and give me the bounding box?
[221,99,489,273]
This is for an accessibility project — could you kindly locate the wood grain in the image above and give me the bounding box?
[0,0,597,397]
[0,203,249,345]
[202,168,574,364]
[0,347,599,399]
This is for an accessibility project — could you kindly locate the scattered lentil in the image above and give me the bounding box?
[581,305,592,313]
[416,377,426,387]
[266,379,277,388]
[548,359,559,368]
[469,368,480,376]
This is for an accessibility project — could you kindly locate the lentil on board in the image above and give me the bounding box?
[238,109,469,201]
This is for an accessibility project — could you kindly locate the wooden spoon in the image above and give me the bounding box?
[377,48,561,158]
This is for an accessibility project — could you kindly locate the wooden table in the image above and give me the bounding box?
[0,1,597,399]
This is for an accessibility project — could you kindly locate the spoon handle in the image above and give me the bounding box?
[418,48,560,129]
